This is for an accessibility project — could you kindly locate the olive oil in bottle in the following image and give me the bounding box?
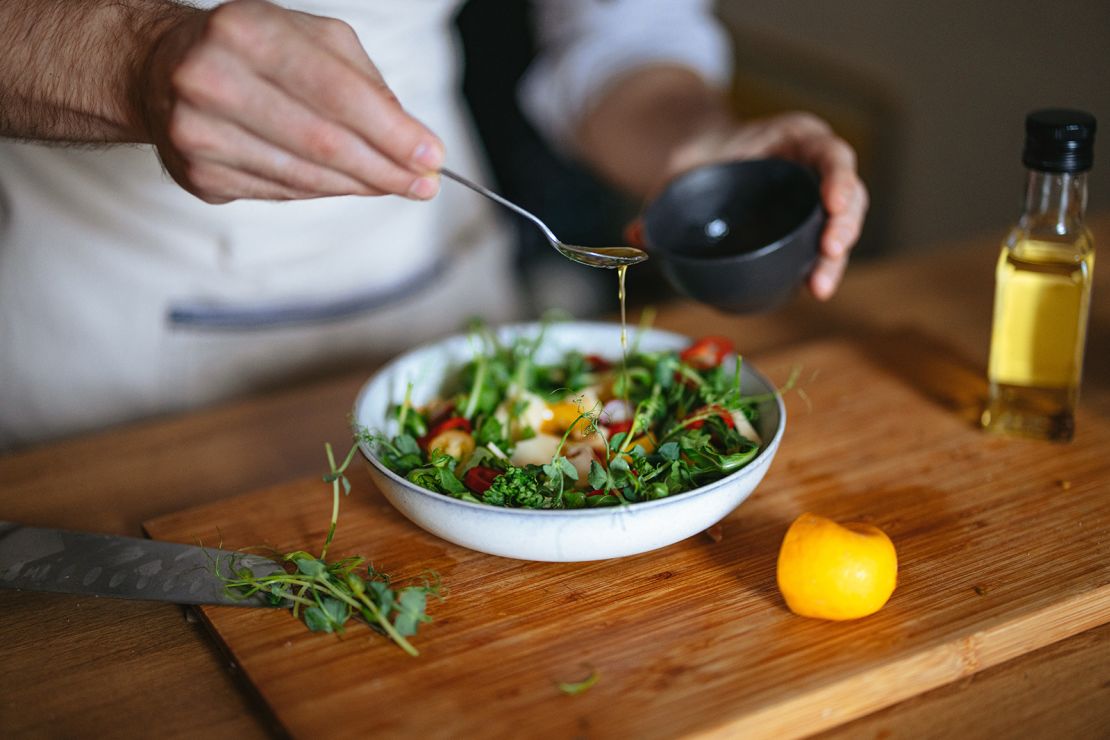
[982,109,1097,441]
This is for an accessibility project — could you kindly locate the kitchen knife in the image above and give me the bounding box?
[0,521,286,607]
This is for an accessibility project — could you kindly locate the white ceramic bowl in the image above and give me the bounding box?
[354,322,785,562]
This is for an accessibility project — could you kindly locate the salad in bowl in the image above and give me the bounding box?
[354,322,785,561]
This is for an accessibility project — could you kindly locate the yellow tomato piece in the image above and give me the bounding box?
[541,401,595,440]
[626,433,655,455]
[426,429,475,461]
[776,512,898,621]
[618,431,656,464]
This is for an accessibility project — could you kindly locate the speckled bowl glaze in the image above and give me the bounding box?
[354,322,785,562]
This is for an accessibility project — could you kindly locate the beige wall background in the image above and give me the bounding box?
[717,0,1110,256]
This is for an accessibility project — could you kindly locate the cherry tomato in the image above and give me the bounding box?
[584,354,613,371]
[606,419,634,435]
[680,336,735,370]
[464,466,500,494]
[424,400,457,428]
[683,405,736,430]
[420,416,472,449]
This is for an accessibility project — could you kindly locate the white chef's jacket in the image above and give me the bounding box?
[0,0,729,448]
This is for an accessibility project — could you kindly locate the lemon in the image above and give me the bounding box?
[776,512,898,620]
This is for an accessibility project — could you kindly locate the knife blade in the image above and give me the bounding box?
[0,521,286,607]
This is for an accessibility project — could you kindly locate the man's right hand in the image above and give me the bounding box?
[140,0,443,203]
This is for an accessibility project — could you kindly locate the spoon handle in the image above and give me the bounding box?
[439,168,559,245]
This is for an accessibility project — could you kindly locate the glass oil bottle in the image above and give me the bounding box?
[982,109,1097,441]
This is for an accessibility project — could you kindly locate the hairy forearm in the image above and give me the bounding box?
[0,0,198,142]
[575,66,732,198]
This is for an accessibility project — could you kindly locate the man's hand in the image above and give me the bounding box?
[578,68,868,300]
[141,0,443,203]
[0,0,442,204]
[663,112,869,300]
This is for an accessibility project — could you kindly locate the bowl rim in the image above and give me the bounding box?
[352,321,786,519]
[643,158,824,267]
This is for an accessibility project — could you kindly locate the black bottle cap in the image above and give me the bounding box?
[1023,109,1097,173]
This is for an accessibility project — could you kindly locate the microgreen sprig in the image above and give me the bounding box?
[220,441,441,656]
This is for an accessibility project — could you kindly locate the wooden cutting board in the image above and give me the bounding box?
[144,335,1110,739]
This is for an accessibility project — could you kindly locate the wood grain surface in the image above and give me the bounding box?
[144,338,1110,739]
[4,214,1108,738]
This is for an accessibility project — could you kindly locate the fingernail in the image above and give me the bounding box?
[411,140,443,171]
[407,175,439,200]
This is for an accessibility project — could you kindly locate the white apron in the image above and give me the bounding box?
[0,0,519,448]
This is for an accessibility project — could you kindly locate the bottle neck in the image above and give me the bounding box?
[1020,169,1088,236]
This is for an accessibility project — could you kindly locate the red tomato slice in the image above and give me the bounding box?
[420,416,472,449]
[680,336,735,370]
[464,466,500,494]
[683,405,736,430]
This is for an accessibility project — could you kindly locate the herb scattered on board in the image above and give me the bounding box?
[218,442,441,656]
[557,667,600,695]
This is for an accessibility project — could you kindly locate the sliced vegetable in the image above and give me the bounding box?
[680,336,734,370]
[464,466,500,494]
[683,405,736,430]
[421,416,472,447]
[425,429,475,460]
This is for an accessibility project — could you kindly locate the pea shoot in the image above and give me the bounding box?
[219,442,441,656]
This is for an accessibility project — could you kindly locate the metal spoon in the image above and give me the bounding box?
[439,168,648,269]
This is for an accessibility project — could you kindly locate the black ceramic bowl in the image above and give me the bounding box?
[642,158,825,313]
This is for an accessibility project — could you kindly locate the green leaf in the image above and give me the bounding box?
[304,606,334,633]
[304,597,347,633]
[609,432,628,452]
[368,580,396,621]
[587,460,609,490]
[609,456,631,476]
[294,558,327,578]
[475,416,505,447]
[395,434,421,456]
[714,446,760,473]
[659,441,681,461]
[556,455,578,481]
[436,467,469,495]
[392,587,429,637]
